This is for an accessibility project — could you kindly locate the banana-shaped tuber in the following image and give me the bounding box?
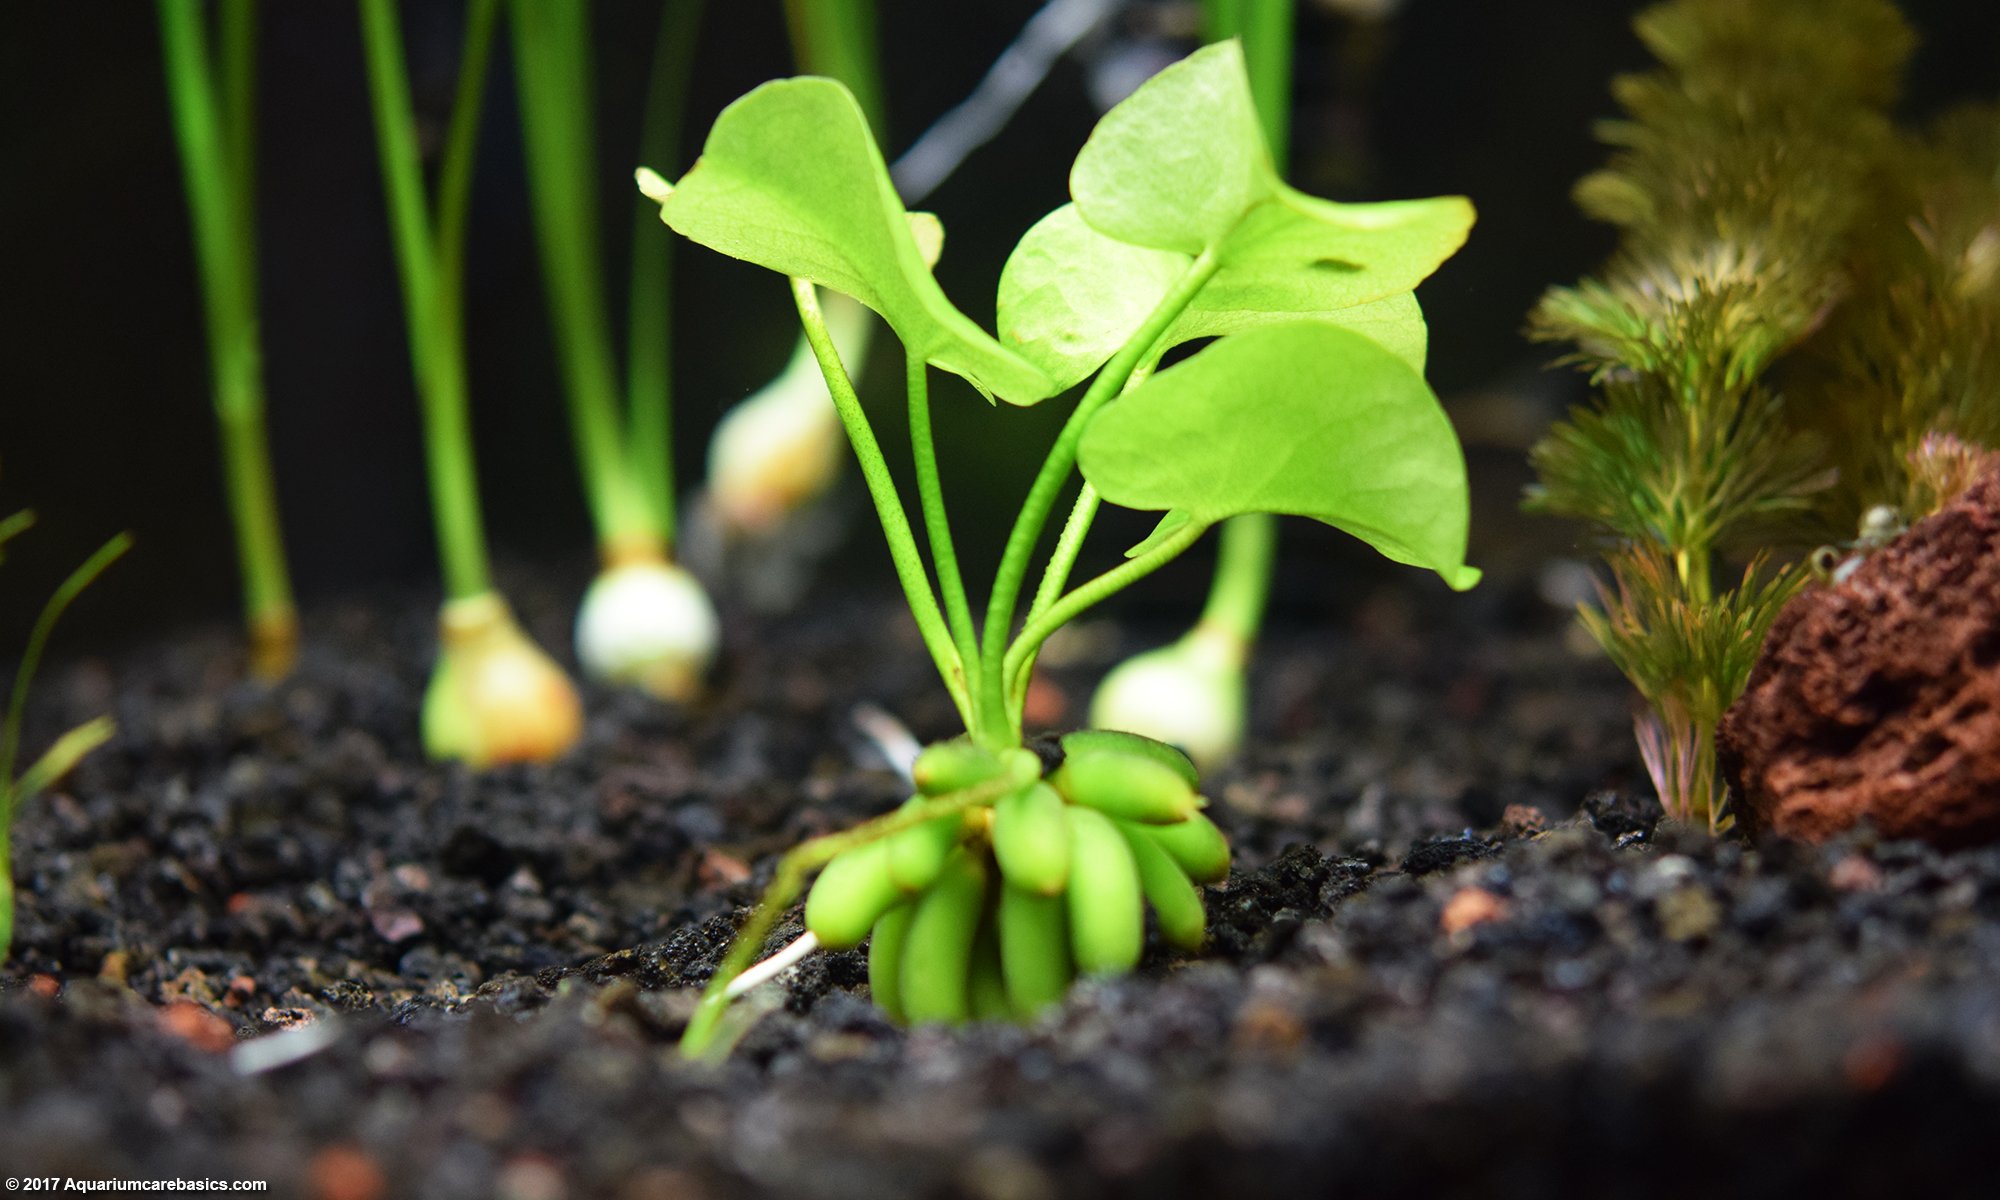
[991,781,1071,897]
[1063,805,1146,975]
[1128,811,1232,885]
[997,881,1072,1017]
[804,841,904,949]
[898,848,989,1024]
[1060,729,1199,788]
[887,797,963,894]
[1052,745,1203,824]
[867,901,916,1022]
[1118,819,1207,953]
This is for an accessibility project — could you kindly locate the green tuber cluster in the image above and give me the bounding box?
[805,733,1228,1023]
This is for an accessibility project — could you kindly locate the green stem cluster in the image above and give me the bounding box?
[793,245,1225,750]
[157,0,296,675]
[358,0,501,602]
[512,0,704,559]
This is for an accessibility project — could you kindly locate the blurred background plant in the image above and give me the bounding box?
[0,505,126,958]
[1527,0,2000,830]
[155,0,296,678]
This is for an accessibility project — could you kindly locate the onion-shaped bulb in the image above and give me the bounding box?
[1087,622,1247,771]
[422,593,583,767]
[574,549,719,702]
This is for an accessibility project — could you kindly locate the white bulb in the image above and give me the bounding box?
[1088,629,1246,770]
[574,560,719,701]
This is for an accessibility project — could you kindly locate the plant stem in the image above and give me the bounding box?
[513,0,658,555]
[157,0,296,672]
[625,0,705,541]
[1004,518,1210,693]
[360,0,501,602]
[1187,0,1292,687]
[1,533,130,812]
[792,279,969,722]
[907,355,980,682]
[976,248,1222,744]
[782,0,886,138]
[1198,509,1277,640]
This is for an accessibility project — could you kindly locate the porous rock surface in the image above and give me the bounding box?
[1719,469,2000,846]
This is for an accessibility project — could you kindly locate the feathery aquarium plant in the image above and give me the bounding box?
[1526,0,1913,831]
[0,511,127,959]
[511,0,718,701]
[360,0,581,767]
[644,41,1477,1054]
[156,0,296,678]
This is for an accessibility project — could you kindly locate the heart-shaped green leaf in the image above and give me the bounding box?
[1079,321,1480,589]
[996,205,1186,391]
[654,77,1054,405]
[997,194,1466,389]
[1069,41,1274,254]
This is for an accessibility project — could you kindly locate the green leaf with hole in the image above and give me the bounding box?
[653,77,1054,405]
[1079,321,1480,589]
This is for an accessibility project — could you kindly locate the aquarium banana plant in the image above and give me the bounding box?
[511,0,719,701]
[0,512,127,959]
[1089,0,1295,769]
[360,0,582,766]
[646,42,1477,1053]
[156,0,296,678]
[1527,0,1912,829]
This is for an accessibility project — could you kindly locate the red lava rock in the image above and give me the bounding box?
[28,973,61,999]
[1023,677,1069,728]
[157,1001,235,1053]
[1499,804,1548,838]
[310,1145,386,1200]
[1718,469,2000,847]
[1440,887,1510,937]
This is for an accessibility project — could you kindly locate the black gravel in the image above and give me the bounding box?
[3,579,1997,1200]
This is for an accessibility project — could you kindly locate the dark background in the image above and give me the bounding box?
[2,0,1996,652]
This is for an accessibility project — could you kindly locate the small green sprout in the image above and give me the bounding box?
[155,0,297,678]
[1,511,128,960]
[510,0,720,701]
[360,0,581,767]
[647,40,1475,1052]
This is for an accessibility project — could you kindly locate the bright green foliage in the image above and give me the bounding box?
[660,37,1475,1053]
[1526,0,1914,830]
[1081,322,1478,589]
[656,78,1055,405]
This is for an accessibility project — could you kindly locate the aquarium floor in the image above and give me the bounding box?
[3,580,1998,1199]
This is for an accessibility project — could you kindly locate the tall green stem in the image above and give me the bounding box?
[512,0,657,552]
[625,0,705,540]
[359,0,501,601]
[907,355,980,680]
[793,280,968,722]
[1004,519,1211,691]
[975,249,1222,744]
[158,0,295,670]
[782,0,885,137]
[1194,0,1293,657]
